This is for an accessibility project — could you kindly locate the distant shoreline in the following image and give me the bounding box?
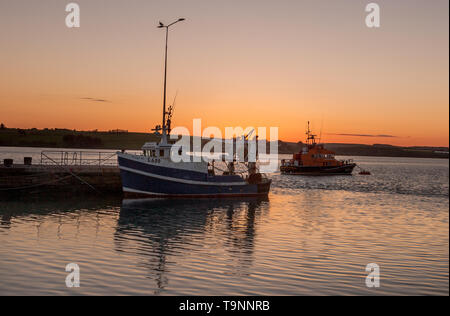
[0,128,448,159]
[0,145,448,160]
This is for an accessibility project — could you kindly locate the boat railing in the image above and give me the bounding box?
[40,151,118,166]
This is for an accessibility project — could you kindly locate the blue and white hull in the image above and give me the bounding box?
[117,153,271,198]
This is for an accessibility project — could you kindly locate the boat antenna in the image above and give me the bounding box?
[319,118,324,144]
[157,18,185,143]
[244,128,255,140]
[306,121,317,145]
[166,90,178,134]
[306,121,310,145]
[172,90,178,111]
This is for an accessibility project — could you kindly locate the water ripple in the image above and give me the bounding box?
[0,156,448,295]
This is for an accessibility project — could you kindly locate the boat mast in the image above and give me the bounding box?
[306,121,316,146]
[157,18,185,143]
[306,121,311,145]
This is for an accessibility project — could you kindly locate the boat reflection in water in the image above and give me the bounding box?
[114,197,268,294]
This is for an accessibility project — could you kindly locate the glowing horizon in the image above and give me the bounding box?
[0,0,448,147]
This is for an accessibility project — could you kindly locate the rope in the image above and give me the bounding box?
[1,159,100,193]
[42,156,100,193]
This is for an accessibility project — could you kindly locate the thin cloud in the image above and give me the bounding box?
[80,97,111,103]
[328,133,398,138]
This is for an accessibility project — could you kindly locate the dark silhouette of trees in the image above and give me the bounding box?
[62,134,103,148]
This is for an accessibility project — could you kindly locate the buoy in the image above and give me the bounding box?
[356,164,371,175]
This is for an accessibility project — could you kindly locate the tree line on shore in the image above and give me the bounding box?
[0,124,448,158]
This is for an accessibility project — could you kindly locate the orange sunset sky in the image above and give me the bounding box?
[0,0,448,146]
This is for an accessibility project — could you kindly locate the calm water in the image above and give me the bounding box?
[0,147,448,295]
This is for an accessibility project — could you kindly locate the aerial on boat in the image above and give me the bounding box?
[280,122,356,176]
[117,19,272,198]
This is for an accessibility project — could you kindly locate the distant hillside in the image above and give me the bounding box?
[278,140,449,159]
[0,127,448,159]
[0,127,159,150]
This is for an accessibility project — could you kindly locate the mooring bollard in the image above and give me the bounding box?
[3,159,13,167]
[24,157,32,165]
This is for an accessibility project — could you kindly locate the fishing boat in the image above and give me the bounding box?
[117,19,271,198]
[280,122,356,175]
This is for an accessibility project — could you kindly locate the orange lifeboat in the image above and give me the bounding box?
[280,122,357,176]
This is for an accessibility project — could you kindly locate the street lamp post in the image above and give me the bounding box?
[158,18,185,141]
